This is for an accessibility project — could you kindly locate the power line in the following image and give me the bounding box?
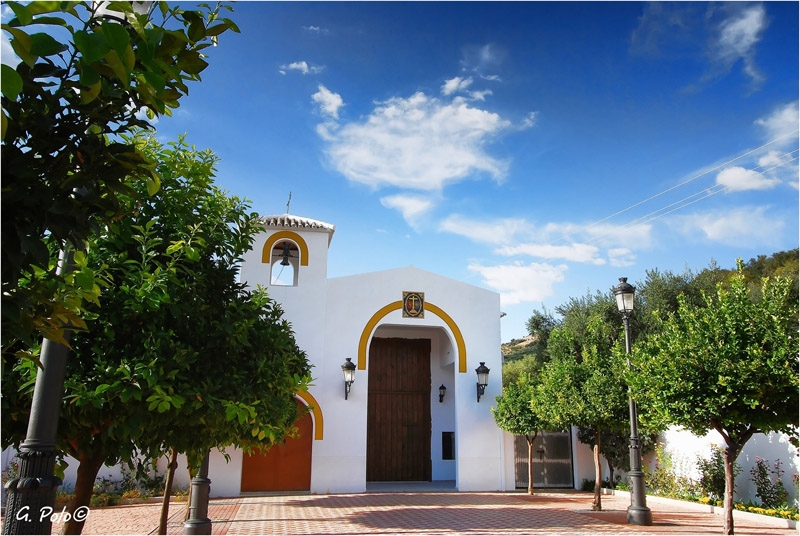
[553,131,798,245]
[580,153,798,247]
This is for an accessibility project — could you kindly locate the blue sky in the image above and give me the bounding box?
[4,2,799,342]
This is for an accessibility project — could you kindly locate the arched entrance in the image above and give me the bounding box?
[240,399,313,492]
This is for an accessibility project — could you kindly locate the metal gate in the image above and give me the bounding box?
[514,431,573,488]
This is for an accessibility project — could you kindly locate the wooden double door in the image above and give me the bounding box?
[367,338,432,482]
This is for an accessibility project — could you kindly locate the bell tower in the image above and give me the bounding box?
[239,214,335,359]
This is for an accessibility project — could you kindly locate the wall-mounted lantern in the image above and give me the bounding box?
[341,358,356,400]
[475,362,490,402]
[438,384,447,403]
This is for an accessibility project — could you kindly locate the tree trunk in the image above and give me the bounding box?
[592,428,602,511]
[62,450,106,535]
[723,445,737,535]
[526,432,538,495]
[606,459,615,489]
[158,448,179,534]
[713,423,754,536]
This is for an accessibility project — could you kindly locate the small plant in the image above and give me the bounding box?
[644,444,699,500]
[750,457,788,509]
[2,458,20,483]
[696,446,740,501]
[93,475,120,495]
[120,488,144,501]
[55,487,74,507]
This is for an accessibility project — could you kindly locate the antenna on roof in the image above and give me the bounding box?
[286,192,292,214]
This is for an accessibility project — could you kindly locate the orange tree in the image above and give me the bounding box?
[628,263,798,535]
[1,0,238,357]
[533,291,631,511]
[492,374,554,495]
[2,134,312,534]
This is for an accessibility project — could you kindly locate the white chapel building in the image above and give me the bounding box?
[5,214,795,501]
[204,214,515,495]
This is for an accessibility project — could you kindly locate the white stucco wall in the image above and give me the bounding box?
[653,427,799,506]
[321,266,505,493]
[572,427,604,488]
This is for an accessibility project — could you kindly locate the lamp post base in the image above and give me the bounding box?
[183,452,211,535]
[627,505,653,526]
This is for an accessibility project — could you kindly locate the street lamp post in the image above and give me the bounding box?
[3,4,157,530]
[183,451,212,535]
[2,251,74,535]
[613,277,653,526]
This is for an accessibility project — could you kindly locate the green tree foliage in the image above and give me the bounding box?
[742,249,799,304]
[547,291,620,364]
[1,0,239,356]
[537,292,628,510]
[628,263,798,535]
[501,354,540,387]
[536,321,630,511]
[492,375,553,494]
[2,134,312,534]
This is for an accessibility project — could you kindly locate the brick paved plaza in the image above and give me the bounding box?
[35,490,797,535]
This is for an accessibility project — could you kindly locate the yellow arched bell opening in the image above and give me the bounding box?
[262,231,309,267]
[296,390,323,440]
[357,301,467,373]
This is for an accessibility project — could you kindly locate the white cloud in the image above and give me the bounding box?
[460,43,506,81]
[280,60,324,76]
[312,85,344,119]
[715,166,779,191]
[521,112,536,129]
[710,4,767,87]
[1,5,20,67]
[440,215,651,263]
[441,76,473,96]
[755,101,799,143]
[380,194,435,227]
[496,243,605,265]
[629,3,700,58]
[438,215,533,245]
[608,248,636,267]
[670,206,783,247]
[468,89,492,102]
[468,261,567,306]
[582,222,653,249]
[319,91,511,191]
[134,106,157,124]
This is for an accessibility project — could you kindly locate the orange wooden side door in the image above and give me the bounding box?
[240,400,313,492]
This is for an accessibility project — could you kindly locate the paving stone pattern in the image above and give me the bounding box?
[16,491,798,535]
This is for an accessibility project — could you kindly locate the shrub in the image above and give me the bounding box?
[644,444,699,501]
[697,446,740,500]
[750,457,788,509]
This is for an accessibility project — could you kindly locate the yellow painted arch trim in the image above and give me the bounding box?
[296,390,323,440]
[262,231,309,267]
[357,301,467,373]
